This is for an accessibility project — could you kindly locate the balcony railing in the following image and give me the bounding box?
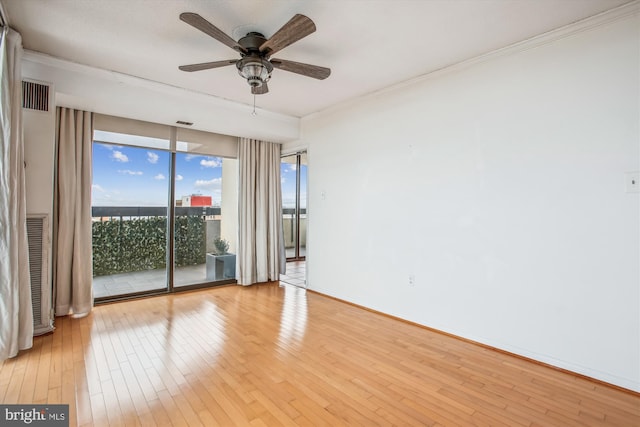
[282,208,306,257]
[92,206,221,219]
[92,206,303,218]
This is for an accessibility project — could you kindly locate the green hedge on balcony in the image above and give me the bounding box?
[92,216,206,276]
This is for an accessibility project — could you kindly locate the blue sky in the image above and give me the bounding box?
[281,162,306,209]
[92,142,306,208]
[92,143,223,206]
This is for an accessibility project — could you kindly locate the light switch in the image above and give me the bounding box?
[626,171,639,193]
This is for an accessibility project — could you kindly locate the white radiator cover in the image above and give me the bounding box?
[26,215,54,335]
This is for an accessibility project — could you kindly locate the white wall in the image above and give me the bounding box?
[23,96,55,216]
[221,158,239,254]
[298,14,640,391]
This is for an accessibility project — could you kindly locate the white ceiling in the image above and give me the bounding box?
[1,0,633,138]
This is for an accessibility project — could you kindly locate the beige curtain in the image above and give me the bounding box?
[237,137,285,285]
[53,108,93,316]
[0,26,33,360]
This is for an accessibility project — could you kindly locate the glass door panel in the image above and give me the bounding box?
[299,153,307,259]
[91,141,170,299]
[281,152,307,261]
[173,153,237,287]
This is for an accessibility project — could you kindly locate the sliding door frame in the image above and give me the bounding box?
[283,151,306,262]
[92,119,237,304]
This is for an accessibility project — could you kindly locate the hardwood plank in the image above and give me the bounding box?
[87,392,109,427]
[180,375,235,426]
[17,340,41,403]
[147,399,173,427]
[100,379,125,426]
[3,358,23,404]
[155,389,190,427]
[1,280,639,426]
[74,360,94,427]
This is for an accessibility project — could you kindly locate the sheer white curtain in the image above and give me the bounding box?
[53,108,94,316]
[237,137,286,285]
[0,26,33,360]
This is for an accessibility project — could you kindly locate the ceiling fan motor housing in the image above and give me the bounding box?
[236,32,273,87]
[238,32,268,53]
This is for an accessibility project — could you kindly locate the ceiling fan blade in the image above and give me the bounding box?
[180,12,247,54]
[179,59,238,72]
[259,14,316,56]
[252,83,269,95]
[270,58,330,80]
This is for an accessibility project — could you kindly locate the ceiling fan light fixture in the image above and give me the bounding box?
[237,56,273,87]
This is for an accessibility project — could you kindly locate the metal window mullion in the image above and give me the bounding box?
[167,127,177,292]
[295,154,302,260]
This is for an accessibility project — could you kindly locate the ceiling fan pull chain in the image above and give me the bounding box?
[252,94,257,116]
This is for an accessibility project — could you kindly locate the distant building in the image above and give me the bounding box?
[181,195,212,207]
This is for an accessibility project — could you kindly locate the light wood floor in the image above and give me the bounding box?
[1,282,639,426]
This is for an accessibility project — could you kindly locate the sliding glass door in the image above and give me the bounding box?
[91,122,237,301]
[281,152,307,260]
[91,134,171,299]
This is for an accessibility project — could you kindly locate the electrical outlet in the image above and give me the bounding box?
[408,274,415,286]
[626,171,639,193]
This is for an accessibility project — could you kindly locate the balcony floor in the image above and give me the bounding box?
[93,260,306,298]
[92,264,207,298]
[279,260,306,287]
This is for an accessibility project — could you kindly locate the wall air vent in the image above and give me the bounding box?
[176,120,193,126]
[22,80,50,112]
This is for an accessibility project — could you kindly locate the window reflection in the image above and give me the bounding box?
[278,285,308,349]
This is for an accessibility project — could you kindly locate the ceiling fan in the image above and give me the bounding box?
[178,12,331,95]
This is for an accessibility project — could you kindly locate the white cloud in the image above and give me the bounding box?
[118,169,143,176]
[200,158,221,168]
[91,185,123,206]
[111,150,129,162]
[194,177,222,190]
[184,154,200,161]
[176,174,184,181]
[147,152,159,164]
[97,143,124,152]
[154,173,165,180]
